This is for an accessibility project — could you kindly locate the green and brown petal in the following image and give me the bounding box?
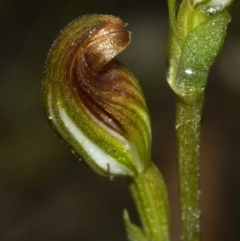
[42,14,151,177]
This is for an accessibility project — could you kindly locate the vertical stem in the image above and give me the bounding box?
[125,163,170,241]
[176,96,203,241]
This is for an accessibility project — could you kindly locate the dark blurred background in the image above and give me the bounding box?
[0,0,240,240]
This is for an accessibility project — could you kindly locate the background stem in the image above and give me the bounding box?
[176,96,203,241]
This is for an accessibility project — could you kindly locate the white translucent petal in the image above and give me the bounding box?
[58,107,134,176]
[47,87,144,176]
[193,0,232,8]
[82,104,143,172]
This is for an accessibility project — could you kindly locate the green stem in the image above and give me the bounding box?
[176,96,203,241]
[124,163,170,241]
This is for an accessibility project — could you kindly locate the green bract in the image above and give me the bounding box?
[167,0,231,104]
[42,14,151,177]
[169,10,231,104]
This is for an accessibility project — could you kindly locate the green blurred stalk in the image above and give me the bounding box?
[124,163,170,241]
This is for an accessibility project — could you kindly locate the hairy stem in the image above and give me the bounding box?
[176,96,203,241]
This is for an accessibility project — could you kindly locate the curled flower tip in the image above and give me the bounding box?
[42,14,151,177]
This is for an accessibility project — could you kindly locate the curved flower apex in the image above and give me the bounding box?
[193,0,234,13]
[42,14,151,177]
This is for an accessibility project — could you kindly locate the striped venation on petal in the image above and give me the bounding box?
[43,14,151,176]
